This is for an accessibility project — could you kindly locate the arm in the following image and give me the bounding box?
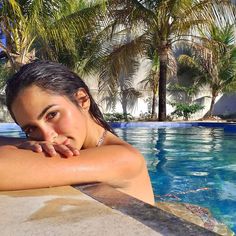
[0,144,144,191]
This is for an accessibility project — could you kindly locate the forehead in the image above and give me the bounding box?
[13,85,59,107]
[11,85,71,124]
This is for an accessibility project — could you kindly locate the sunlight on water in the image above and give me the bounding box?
[115,126,236,233]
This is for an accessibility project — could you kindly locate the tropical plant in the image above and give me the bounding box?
[80,16,143,119]
[99,60,142,121]
[169,84,204,120]
[104,112,134,122]
[177,23,236,118]
[0,0,104,71]
[171,102,204,121]
[139,48,159,119]
[100,0,235,121]
[0,63,12,89]
[168,81,200,104]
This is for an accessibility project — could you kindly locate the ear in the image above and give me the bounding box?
[74,88,90,111]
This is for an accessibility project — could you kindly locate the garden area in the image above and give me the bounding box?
[0,0,236,122]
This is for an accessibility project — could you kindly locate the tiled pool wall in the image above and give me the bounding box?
[110,121,236,130]
[1,121,236,131]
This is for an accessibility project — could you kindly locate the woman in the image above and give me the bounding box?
[0,60,154,205]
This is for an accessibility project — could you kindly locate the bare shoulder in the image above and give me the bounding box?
[105,131,145,162]
[102,132,154,205]
[104,131,139,151]
[80,139,145,180]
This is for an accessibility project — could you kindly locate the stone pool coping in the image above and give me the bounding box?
[76,183,219,236]
[0,185,161,236]
[0,184,218,236]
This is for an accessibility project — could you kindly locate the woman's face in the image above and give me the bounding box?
[11,85,88,149]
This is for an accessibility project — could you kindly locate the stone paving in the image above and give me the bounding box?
[0,186,161,236]
[0,184,230,236]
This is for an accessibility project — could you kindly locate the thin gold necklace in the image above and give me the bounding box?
[96,129,107,147]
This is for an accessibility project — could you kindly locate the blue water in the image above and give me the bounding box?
[115,126,236,233]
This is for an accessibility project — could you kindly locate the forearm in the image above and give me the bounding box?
[0,144,143,191]
[0,146,82,190]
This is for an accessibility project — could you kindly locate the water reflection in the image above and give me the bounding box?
[115,126,236,233]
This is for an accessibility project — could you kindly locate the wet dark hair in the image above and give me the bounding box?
[5,60,115,135]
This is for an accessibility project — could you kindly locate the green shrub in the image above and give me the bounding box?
[104,112,134,122]
[138,112,153,120]
[171,103,204,121]
[0,64,12,89]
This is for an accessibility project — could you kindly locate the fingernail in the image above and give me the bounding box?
[74,150,80,155]
[50,151,57,156]
[36,148,42,153]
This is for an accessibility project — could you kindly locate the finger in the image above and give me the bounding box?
[65,144,80,156]
[18,142,42,153]
[54,145,74,158]
[41,143,57,157]
[32,143,43,153]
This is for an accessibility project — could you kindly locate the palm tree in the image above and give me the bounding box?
[97,40,142,119]
[103,0,235,121]
[139,48,159,119]
[76,18,143,117]
[0,0,104,71]
[177,23,236,117]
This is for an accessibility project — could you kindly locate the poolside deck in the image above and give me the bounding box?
[0,184,219,236]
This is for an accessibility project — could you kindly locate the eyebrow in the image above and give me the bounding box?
[21,104,57,131]
[37,104,57,120]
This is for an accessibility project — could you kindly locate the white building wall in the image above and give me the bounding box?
[0,61,235,121]
[81,58,236,120]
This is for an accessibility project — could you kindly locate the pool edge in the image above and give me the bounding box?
[75,183,219,236]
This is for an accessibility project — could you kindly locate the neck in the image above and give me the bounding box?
[96,129,107,147]
[82,119,107,149]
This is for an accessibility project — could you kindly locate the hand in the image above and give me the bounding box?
[17,140,80,158]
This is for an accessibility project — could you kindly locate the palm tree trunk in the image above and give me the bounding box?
[209,91,217,117]
[203,90,217,119]
[122,103,128,121]
[158,44,169,121]
[151,91,157,119]
[121,90,128,121]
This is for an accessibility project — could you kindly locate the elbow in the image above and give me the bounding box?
[121,146,146,179]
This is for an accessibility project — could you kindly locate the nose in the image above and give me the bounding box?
[39,126,58,142]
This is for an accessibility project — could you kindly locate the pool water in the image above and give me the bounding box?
[115,126,236,233]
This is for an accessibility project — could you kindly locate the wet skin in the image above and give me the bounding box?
[0,85,155,205]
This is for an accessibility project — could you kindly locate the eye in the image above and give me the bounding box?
[46,111,58,121]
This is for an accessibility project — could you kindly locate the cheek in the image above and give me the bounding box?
[57,108,85,134]
[56,119,71,133]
